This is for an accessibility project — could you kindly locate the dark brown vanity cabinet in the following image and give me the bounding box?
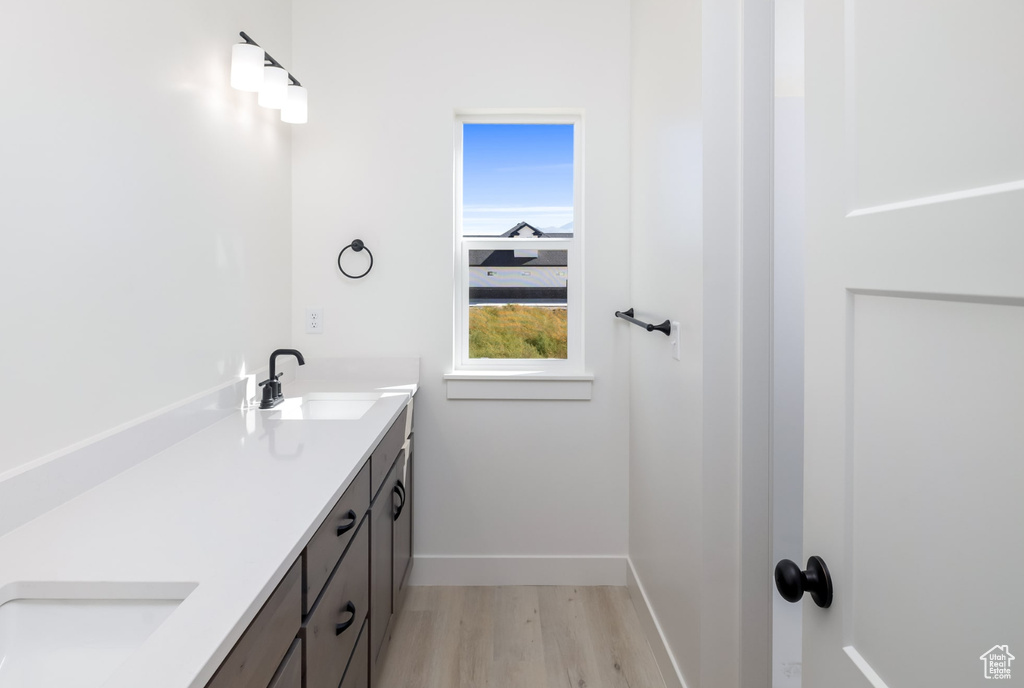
[266,639,302,688]
[206,560,302,688]
[340,620,370,688]
[205,398,413,688]
[304,463,370,613]
[392,436,413,614]
[368,405,413,688]
[367,408,407,686]
[369,459,395,686]
[304,516,369,688]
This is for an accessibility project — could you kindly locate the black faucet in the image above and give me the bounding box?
[258,349,306,409]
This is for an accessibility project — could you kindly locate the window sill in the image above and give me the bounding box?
[443,371,594,400]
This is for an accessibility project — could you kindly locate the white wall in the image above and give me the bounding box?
[629,0,746,687]
[291,0,632,581]
[0,2,293,476]
[628,0,705,681]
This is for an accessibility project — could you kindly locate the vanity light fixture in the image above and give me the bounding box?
[230,31,307,124]
[230,40,264,92]
[258,64,288,109]
[281,83,308,124]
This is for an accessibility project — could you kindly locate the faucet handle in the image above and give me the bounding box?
[258,373,284,387]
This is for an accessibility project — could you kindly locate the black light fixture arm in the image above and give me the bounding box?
[615,308,672,336]
[238,31,301,87]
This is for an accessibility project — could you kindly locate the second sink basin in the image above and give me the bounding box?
[0,581,195,688]
[268,392,382,421]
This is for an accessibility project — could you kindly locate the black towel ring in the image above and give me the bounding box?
[337,239,373,279]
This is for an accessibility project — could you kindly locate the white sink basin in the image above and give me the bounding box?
[0,581,195,688]
[267,392,382,421]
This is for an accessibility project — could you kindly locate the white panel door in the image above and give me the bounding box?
[802,1,1024,686]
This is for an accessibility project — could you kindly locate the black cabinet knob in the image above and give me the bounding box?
[774,555,833,608]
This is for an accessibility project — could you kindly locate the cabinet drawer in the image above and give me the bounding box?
[305,461,370,613]
[267,638,302,688]
[369,456,396,685]
[304,515,370,688]
[370,405,408,500]
[207,559,301,688]
[340,619,369,688]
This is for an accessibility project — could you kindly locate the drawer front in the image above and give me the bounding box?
[369,457,396,682]
[370,405,409,500]
[305,461,371,613]
[304,515,370,688]
[207,559,302,688]
[340,619,370,688]
[267,638,302,688]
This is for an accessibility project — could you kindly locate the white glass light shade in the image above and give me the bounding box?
[258,66,288,109]
[281,85,308,124]
[230,43,264,92]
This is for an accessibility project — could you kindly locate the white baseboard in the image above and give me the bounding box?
[409,555,627,586]
[626,558,688,688]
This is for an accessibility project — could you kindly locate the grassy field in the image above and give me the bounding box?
[469,305,568,359]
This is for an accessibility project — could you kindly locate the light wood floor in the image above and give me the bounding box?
[378,586,668,688]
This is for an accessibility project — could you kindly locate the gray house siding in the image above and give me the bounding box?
[469,249,568,304]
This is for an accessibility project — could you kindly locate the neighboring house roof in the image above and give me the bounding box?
[502,221,573,238]
[469,249,567,268]
[465,221,573,240]
[466,222,573,266]
[503,221,544,238]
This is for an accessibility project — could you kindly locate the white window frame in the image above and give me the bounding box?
[452,112,585,376]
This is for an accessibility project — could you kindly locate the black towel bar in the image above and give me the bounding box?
[615,308,671,336]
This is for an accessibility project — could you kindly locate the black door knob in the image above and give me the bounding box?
[774,555,833,608]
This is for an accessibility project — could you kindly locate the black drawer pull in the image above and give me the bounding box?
[335,601,357,635]
[336,510,357,536]
[393,480,406,521]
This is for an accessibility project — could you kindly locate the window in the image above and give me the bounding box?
[453,114,583,375]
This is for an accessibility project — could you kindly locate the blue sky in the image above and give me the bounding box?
[462,123,574,236]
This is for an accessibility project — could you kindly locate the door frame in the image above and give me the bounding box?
[739,0,776,686]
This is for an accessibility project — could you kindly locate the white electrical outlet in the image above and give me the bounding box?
[306,307,324,334]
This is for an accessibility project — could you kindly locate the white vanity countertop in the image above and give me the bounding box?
[0,369,417,688]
